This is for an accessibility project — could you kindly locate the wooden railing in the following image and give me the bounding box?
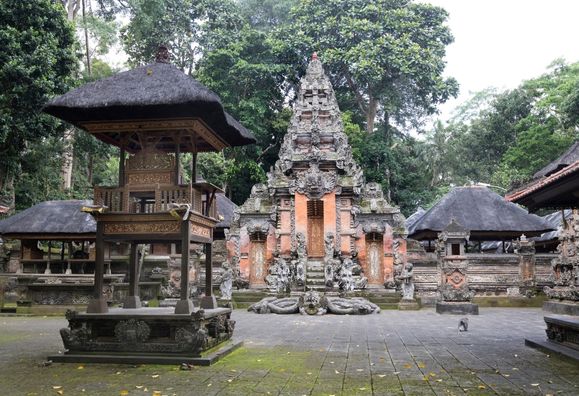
[94,184,215,218]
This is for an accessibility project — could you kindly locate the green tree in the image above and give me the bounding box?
[280,0,458,134]
[0,0,79,211]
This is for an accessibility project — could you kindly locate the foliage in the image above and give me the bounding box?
[278,0,459,133]
[0,0,79,209]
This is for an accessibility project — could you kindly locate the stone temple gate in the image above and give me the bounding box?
[227,55,407,291]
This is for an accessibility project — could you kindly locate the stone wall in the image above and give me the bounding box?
[410,253,555,298]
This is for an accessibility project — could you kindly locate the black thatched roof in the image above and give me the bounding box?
[0,197,237,238]
[0,200,96,238]
[534,141,579,179]
[408,186,554,240]
[43,62,255,149]
[405,207,425,231]
[215,194,237,229]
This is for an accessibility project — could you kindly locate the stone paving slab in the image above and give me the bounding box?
[0,308,578,395]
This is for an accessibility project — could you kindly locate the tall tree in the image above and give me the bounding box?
[0,0,79,212]
[279,0,458,134]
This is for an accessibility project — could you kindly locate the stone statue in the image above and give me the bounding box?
[337,256,355,292]
[356,269,368,289]
[219,260,233,300]
[399,263,415,301]
[324,296,380,315]
[231,256,249,289]
[324,233,335,264]
[248,297,300,314]
[265,251,291,295]
[299,290,327,315]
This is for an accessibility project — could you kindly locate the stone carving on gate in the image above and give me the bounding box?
[544,210,579,301]
[114,319,150,344]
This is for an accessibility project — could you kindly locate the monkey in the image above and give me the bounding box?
[458,317,469,334]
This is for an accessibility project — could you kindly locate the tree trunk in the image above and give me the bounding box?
[366,97,378,134]
[61,128,74,191]
[0,166,15,213]
[60,1,81,192]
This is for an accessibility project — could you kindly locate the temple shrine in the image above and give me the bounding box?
[38,47,255,364]
[227,55,407,292]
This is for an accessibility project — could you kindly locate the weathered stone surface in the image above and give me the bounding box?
[436,301,479,315]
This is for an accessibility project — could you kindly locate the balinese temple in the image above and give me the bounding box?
[38,47,255,364]
[227,54,407,290]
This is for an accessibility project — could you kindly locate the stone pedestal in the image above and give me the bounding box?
[398,299,420,310]
[436,301,479,315]
[50,307,237,365]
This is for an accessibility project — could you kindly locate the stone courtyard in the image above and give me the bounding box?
[1,308,577,395]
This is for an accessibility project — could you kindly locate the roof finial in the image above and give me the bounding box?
[155,45,170,63]
[312,52,318,60]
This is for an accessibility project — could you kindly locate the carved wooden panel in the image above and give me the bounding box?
[366,238,384,284]
[249,241,266,285]
[127,172,172,185]
[103,222,180,235]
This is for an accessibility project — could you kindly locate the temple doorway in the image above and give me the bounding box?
[366,233,384,284]
[307,200,324,257]
[249,233,267,285]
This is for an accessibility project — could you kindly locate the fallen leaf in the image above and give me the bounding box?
[230,369,237,372]
[115,371,122,375]
[403,363,412,369]
[135,386,143,389]
[418,362,426,368]
[152,392,161,396]
[429,372,437,377]
[52,387,62,390]
[512,367,519,371]
[436,379,443,383]
[335,370,340,374]
[378,374,386,378]
[227,379,233,383]
[56,392,63,396]
[120,391,129,396]
[393,371,400,375]
[151,374,159,379]
[307,372,312,375]
[356,369,364,372]
[504,374,510,377]
[330,361,334,364]
[358,387,366,391]
[207,383,212,387]
[257,359,262,362]
[77,366,84,370]
[531,384,540,387]
[478,385,486,389]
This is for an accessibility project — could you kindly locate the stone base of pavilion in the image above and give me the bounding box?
[436,301,479,315]
[525,300,579,362]
[49,307,240,366]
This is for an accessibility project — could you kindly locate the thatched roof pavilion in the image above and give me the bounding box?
[0,200,95,240]
[43,53,255,153]
[408,186,553,240]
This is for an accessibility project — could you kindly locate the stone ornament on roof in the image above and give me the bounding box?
[155,45,171,63]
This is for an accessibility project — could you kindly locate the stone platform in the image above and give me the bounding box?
[49,307,236,365]
[436,301,479,315]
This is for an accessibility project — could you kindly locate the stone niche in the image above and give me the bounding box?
[227,55,407,293]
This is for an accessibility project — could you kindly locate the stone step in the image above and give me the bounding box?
[306,279,326,286]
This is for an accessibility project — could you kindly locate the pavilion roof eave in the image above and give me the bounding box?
[409,229,550,241]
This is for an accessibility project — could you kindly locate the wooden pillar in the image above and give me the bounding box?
[119,146,126,187]
[123,242,141,308]
[175,135,181,185]
[87,222,108,313]
[200,241,217,309]
[191,152,197,183]
[45,241,52,274]
[175,218,194,314]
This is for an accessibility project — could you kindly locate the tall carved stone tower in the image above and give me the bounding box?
[227,54,406,290]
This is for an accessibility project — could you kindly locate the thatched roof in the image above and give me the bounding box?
[408,186,554,240]
[0,197,237,238]
[534,141,579,179]
[215,194,237,229]
[405,207,425,231]
[43,61,255,150]
[0,200,96,238]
